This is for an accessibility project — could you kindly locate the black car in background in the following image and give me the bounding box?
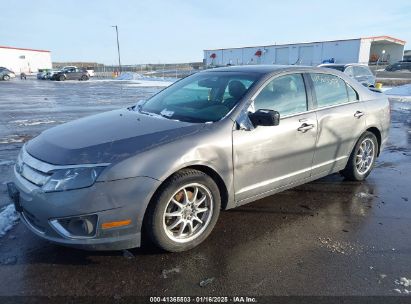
[385,61,411,72]
[51,67,89,81]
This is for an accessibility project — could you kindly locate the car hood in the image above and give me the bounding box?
[26,108,203,165]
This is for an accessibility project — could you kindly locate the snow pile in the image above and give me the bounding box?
[114,72,175,87]
[0,204,19,237]
[318,237,363,255]
[11,119,57,127]
[116,72,144,80]
[394,277,411,294]
[0,134,30,144]
[161,267,181,278]
[124,80,174,87]
[384,84,411,101]
[355,192,377,199]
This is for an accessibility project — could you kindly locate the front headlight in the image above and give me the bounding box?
[42,167,105,192]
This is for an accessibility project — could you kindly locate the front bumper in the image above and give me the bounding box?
[9,167,160,250]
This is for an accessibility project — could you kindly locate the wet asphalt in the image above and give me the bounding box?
[0,78,410,297]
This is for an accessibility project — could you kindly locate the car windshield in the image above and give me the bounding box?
[321,65,345,72]
[138,71,260,123]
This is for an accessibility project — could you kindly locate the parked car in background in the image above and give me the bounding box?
[318,63,376,87]
[37,70,49,79]
[61,65,77,71]
[50,67,89,81]
[385,61,411,72]
[86,67,95,77]
[44,70,60,80]
[8,65,390,252]
[0,67,16,81]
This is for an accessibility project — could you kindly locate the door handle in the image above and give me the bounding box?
[297,123,315,132]
[354,111,364,118]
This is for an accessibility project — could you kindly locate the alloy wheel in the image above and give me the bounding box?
[163,183,213,243]
[355,138,375,175]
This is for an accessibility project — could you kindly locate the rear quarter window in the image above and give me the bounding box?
[310,73,349,108]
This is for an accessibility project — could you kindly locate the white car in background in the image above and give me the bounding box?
[86,67,95,77]
[61,65,77,71]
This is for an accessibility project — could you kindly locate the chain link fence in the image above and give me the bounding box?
[53,62,204,79]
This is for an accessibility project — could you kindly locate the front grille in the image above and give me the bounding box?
[16,147,52,186]
[20,163,51,186]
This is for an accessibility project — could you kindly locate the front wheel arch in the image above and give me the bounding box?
[145,165,229,217]
[143,168,221,251]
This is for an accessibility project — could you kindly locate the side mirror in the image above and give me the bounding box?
[248,109,280,127]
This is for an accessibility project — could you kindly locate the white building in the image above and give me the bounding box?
[0,45,52,74]
[204,36,406,67]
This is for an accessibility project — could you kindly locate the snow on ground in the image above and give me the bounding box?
[0,204,19,237]
[394,277,411,294]
[10,119,57,127]
[0,160,14,166]
[384,84,411,101]
[123,80,173,87]
[0,135,29,144]
[97,72,175,87]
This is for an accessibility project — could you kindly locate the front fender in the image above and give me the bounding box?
[98,119,236,208]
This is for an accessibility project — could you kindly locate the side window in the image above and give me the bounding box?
[353,66,372,77]
[347,85,359,102]
[222,79,254,102]
[253,74,307,116]
[352,66,363,76]
[310,73,348,107]
[363,67,373,76]
[359,66,372,76]
[345,66,354,77]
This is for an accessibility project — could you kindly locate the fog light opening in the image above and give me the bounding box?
[50,214,98,239]
[67,218,95,236]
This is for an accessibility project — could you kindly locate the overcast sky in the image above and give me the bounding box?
[1,0,410,64]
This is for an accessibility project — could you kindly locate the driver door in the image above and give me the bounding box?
[233,73,318,203]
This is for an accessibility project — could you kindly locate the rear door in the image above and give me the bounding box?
[309,73,366,175]
[233,73,317,202]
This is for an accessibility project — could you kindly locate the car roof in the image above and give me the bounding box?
[203,64,323,75]
[319,63,369,68]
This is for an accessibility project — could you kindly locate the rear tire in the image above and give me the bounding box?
[342,131,378,181]
[145,169,221,252]
[59,75,65,81]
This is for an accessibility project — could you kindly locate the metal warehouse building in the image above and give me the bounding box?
[204,36,406,67]
[0,45,52,74]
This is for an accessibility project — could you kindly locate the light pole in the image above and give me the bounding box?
[111,25,122,74]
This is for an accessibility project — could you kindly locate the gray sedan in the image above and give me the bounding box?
[8,65,390,252]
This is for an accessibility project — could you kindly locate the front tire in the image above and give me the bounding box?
[145,169,221,252]
[80,75,89,81]
[342,131,378,181]
[59,75,65,81]
[3,75,10,81]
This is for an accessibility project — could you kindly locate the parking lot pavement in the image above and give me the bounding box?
[0,79,411,296]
